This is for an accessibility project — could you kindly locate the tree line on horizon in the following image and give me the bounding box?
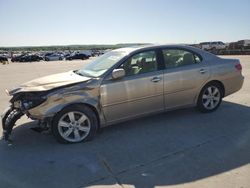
[0,43,149,52]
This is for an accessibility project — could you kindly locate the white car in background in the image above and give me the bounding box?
[200,41,226,51]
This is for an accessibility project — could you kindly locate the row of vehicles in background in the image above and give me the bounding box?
[199,41,227,51]
[44,51,92,61]
[11,54,43,62]
[1,40,249,63]
[228,40,250,50]
[9,50,100,63]
[198,40,250,51]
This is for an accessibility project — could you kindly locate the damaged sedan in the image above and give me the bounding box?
[1,45,244,143]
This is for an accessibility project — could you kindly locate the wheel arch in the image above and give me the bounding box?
[194,80,225,104]
[207,80,225,97]
[57,102,101,129]
[196,80,225,113]
[51,102,100,143]
[198,80,225,100]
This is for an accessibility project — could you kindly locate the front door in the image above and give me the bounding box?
[100,50,164,124]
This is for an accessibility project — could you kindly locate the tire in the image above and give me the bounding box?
[52,104,98,144]
[197,82,223,113]
[2,108,24,141]
[2,108,13,130]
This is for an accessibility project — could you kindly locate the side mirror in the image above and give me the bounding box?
[112,68,125,79]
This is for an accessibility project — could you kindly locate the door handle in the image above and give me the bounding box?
[151,77,161,83]
[199,69,207,74]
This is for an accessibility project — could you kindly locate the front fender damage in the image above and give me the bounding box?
[1,77,101,143]
[1,106,24,143]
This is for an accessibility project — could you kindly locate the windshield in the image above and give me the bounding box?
[76,50,128,77]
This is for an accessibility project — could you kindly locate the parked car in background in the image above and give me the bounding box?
[64,52,71,59]
[0,55,8,62]
[12,54,43,62]
[11,54,26,62]
[66,53,89,60]
[79,50,92,58]
[236,40,250,50]
[200,41,226,51]
[2,45,244,143]
[45,53,63,61]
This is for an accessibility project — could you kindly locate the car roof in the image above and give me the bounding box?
[114,44,204,53]
[113,44,217,60]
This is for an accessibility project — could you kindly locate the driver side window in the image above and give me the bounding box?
[119,51,157,76]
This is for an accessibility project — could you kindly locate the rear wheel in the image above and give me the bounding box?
[52,105,98,143]
[197,83,223,113]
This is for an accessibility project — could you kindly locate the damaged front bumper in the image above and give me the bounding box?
[1,105,24,142]
[1,91,50,142]
[1,104,51,143]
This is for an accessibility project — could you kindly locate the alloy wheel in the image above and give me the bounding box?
[58,111,91,142]
[202,86,221,110]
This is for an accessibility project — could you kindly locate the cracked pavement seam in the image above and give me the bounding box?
[82,134,231,187]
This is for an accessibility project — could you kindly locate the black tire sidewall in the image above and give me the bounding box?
[197,83,223,113]
[2,108,13,130]
[52,105,98,144]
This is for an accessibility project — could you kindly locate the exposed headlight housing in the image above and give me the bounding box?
[13,100,22,108]
[11,92,47,110]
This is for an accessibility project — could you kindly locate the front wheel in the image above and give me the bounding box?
[197,83,223,113]
[52,105,98,143]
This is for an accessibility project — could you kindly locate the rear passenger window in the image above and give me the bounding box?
[162,49,201,68]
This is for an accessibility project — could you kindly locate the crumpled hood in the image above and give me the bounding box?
[8,71,91,95]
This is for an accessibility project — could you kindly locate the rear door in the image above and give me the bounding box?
[161,48,210,109]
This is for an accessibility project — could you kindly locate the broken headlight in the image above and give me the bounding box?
[10,92,47,110]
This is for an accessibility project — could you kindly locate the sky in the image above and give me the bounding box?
[0,0,249,47]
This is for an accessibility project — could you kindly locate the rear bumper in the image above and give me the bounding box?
[223,75,244,97]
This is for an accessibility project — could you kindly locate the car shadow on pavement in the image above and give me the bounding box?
[0,101,250,188]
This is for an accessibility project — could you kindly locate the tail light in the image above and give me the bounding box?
[235,64,242,71]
